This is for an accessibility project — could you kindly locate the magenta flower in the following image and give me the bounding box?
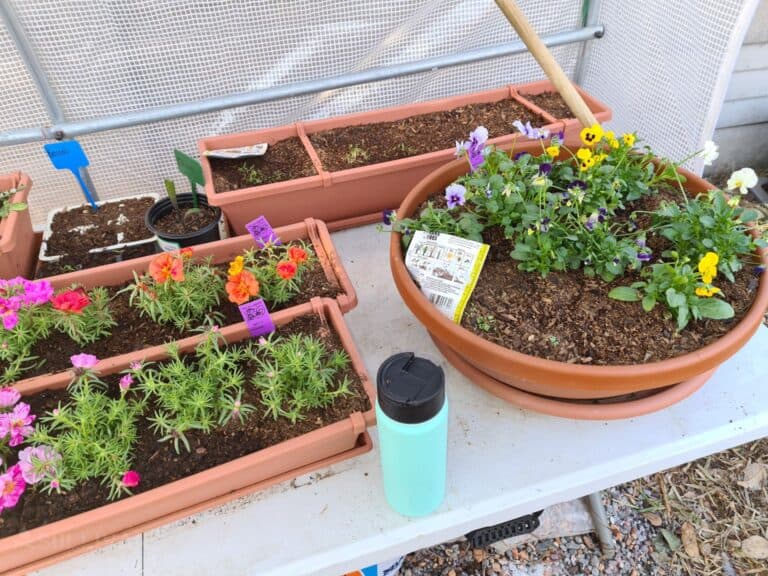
[70,353,99,370]
[0,297,21,330]
[122,470,141,488]
[0,387,21,409]
[119,374,133,392]
[17,445,62,484]
[0,402,35,447]
[22,280,53,306]
[445,184,467,209]
[129,361,142,371]
[0,465,26,513]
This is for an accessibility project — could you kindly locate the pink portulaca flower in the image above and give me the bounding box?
[0,387,21,409]
[17,445,62,484]
[0,296,21,330]
[70,353,99,370]
[119,374,133,392]
[129,361,142,371]
[121,470,141,488]
[0,464,26,513]
[21,279,54,307]
[0,402,35,447]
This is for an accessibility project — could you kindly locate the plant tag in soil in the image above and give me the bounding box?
[174,149,204,188]
[43,140,98,210]
[405,231,488,323]
[204,143,269,159]
[246,216,281,248]
[239,298,275,337]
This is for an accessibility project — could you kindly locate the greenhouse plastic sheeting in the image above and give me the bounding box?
[0,0,757,225]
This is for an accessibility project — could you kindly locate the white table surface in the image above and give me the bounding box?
[37,225,768,576]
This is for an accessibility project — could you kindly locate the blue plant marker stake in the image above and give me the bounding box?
[44,141,98,210]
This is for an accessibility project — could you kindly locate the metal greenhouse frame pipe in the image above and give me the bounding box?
[0,25,603,146]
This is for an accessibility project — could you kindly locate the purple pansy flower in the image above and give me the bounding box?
[382,209,395,226]
[445,184,467,209]
[539,163,553,175]
[638,253,653,262]
[568,180,587,190]
[585,212,599,231]
[753,265,766,276]
[512,120,550,140]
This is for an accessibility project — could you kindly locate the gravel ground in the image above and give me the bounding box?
[402,440,768,576]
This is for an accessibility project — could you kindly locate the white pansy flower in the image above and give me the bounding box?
[727,167,758,195]
[699,140,719,166]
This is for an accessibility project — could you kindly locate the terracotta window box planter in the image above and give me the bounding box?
[16,218,355,391]
[1,297,375,575]
[199,81,611,233]
[389,140,768,419]
[0,172,36,280]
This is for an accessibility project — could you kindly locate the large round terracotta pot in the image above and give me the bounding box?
[390,140,768,402]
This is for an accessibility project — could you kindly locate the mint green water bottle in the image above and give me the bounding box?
[376,353,448,517]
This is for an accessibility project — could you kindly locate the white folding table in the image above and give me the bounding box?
[36,225,768,576]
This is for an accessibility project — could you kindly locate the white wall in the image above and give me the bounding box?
[710,0,768,173]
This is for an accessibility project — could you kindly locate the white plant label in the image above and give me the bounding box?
[204,143,269,159]
[405,230,488,323]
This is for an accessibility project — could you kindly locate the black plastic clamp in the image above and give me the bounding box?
[464,511,544,548]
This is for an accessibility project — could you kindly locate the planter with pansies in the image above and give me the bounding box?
[388,123,767,419]
[0,172,36,281]
[199,80,611,233]
[0,297,374,574]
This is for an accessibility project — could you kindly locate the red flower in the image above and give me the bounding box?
[288,246,308,265]
[149,253,184,284]
[51,289,90,314]
[225,270,260,305]
[276,261,297,280]
[179,247,194,259]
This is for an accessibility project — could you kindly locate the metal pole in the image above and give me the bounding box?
[0,0,99,199]
[574,0,603,86]
[0,25,603,147]
[586,491,616,558]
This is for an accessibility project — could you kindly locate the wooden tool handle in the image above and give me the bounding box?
[494,0,598,128]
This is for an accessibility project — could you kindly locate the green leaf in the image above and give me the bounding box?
[702,238,714,249]
[608,286,641,302]
[660,529,681,551]
[642,295,656,312]
[665,288,686,308]
[739,209,760,223]
[699,215,715,227]
[697,298,734,320]
[9,202,27,211]
[676,305,690,331]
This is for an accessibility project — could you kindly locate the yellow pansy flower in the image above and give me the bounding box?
[576,148,593,160]
[695,286,721,298]
[546,145,560,157]
[727,197,740,207]
[580,124,604,146]
[622,133,636,147]
[579,157,596,172]
[228,255,245,276]
[698,251,719,284]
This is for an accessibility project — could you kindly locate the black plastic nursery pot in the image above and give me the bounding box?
[145,193,225,251]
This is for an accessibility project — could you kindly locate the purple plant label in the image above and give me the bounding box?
[239,298,275,337]
[246,216,281,248]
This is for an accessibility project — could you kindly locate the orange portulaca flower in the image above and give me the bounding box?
[288,246,308,265]
[149,253,184,284]
[226,270,259,304]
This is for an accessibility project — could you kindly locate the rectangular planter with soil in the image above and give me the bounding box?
[12,218,356,390]
[0,297,375,575]
[199,80,611,233]
[0,172,37,280]
[36,194,161,278]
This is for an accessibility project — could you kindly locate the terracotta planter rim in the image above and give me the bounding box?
[0,172,28,251]
[390,143,768,390]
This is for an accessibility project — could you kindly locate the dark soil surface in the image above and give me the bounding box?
[45,197,155,255]
[35,243,158,279]
[210,137,316,193]
[412,192,760,365]
[151,205,218,236]
[23,259,339,379]
[309,99,546,172]
[0,314,371,538]
[519,91,577,120]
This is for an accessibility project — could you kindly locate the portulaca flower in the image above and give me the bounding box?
[727,168,758,195]
[699,140,719,166]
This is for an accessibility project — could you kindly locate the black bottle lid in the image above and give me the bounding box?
[377,353,445,424]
